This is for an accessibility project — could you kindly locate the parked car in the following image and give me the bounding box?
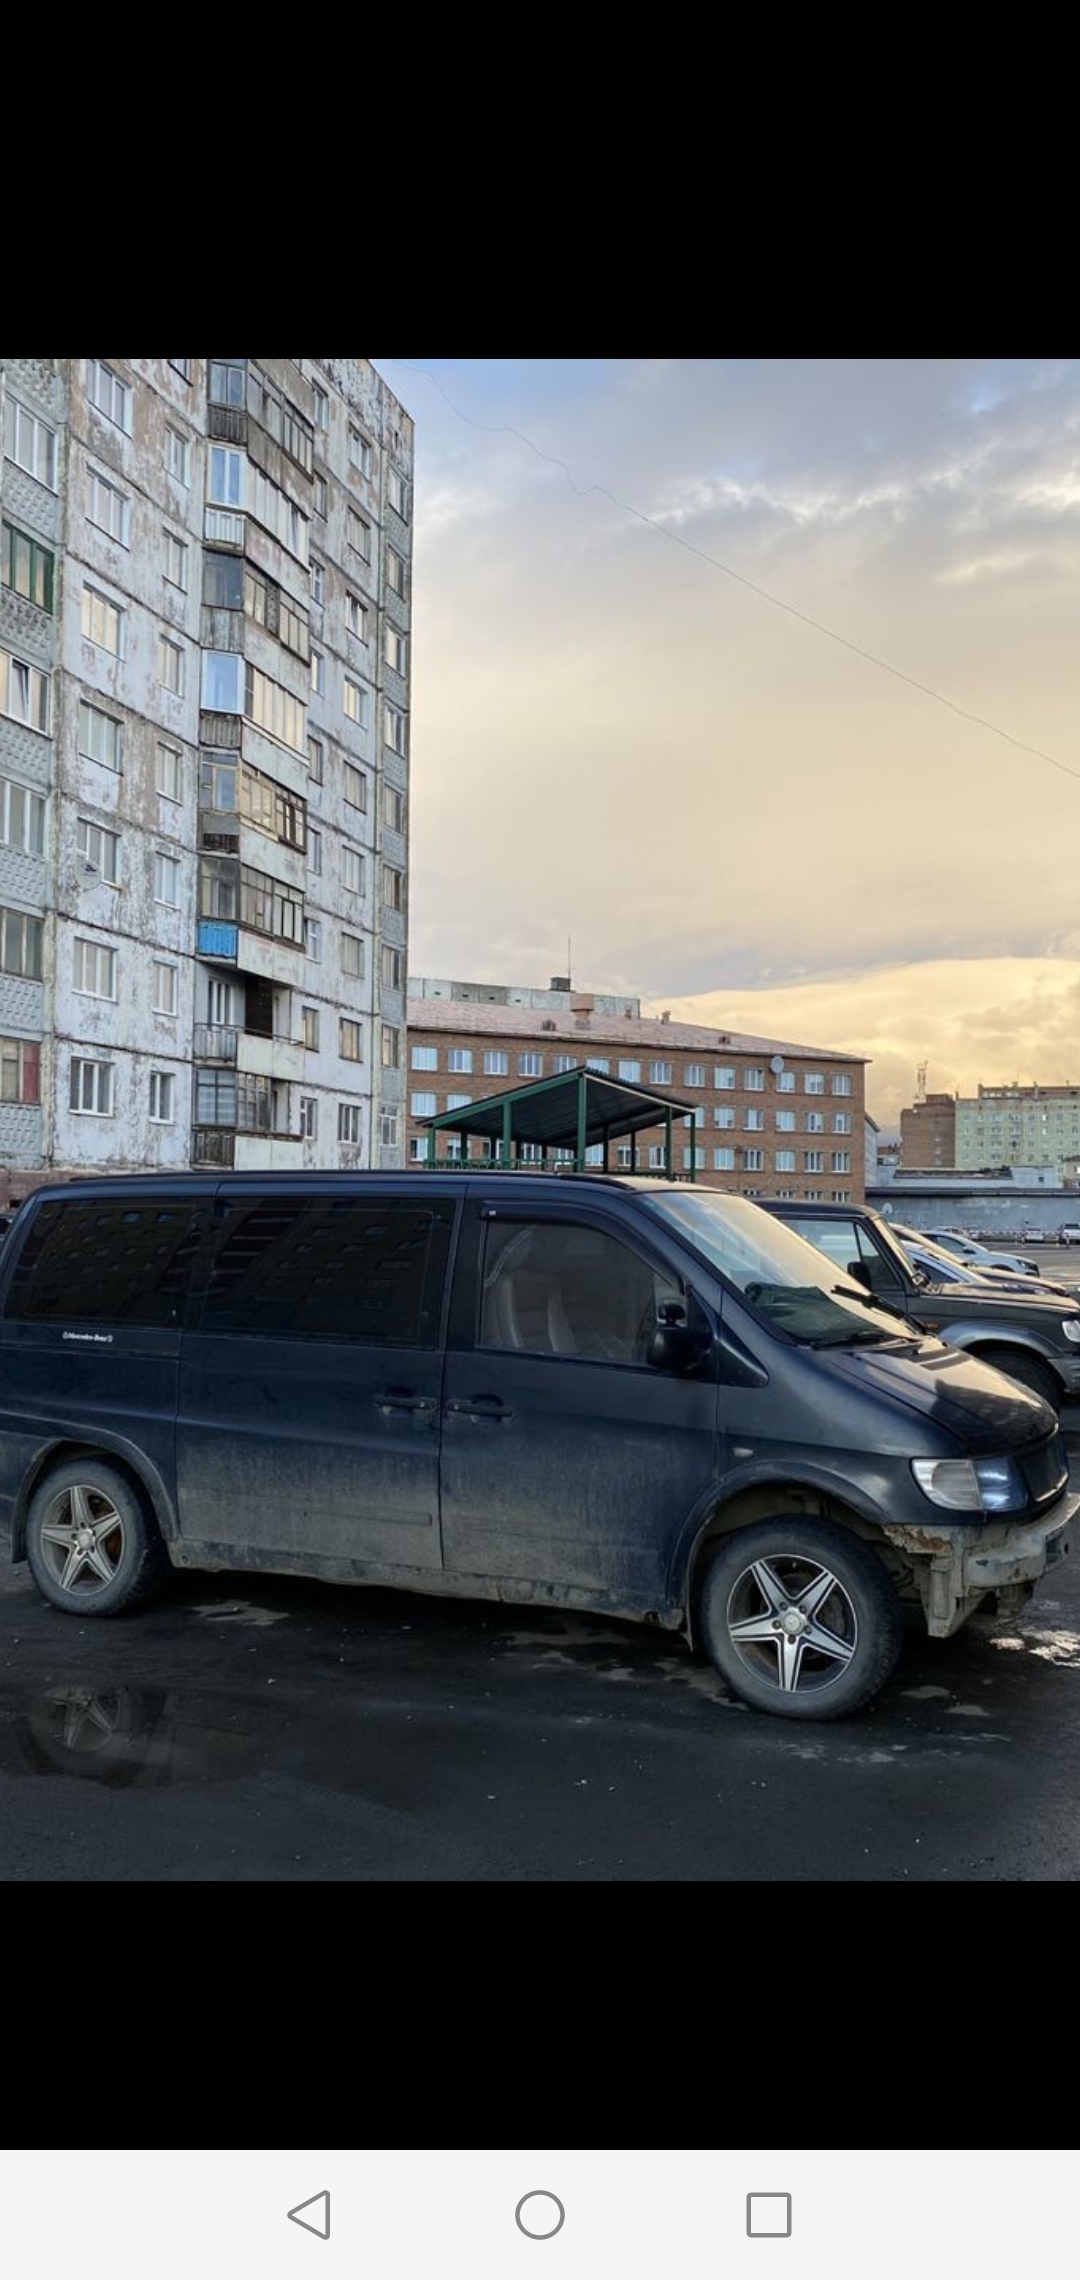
[925,1228,1039,1276]
[0,1173,1075,1721]
[890,1224,1073,1301]
[1061,1224,1080,1246]
[760,1199,1080,1410]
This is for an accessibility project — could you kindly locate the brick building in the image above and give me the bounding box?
[899,1092,956,1170]
[406,980,867,1201]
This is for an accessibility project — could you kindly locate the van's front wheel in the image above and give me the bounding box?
[25,1462,168,1616]
[698,1517,901,1719]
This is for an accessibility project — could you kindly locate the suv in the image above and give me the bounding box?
[1061,1225,1080,1246]
[926,1228,1038,1276]
[0,1173,1074,1722]
[762,1200,1080,1409]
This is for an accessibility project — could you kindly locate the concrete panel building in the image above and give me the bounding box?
[0,358,411,1194]
[955,1085,1080,1178]
[407,979,868,1200]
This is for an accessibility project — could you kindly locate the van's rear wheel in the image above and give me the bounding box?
[25,1461,168,1617]
[698,1517,902,1719]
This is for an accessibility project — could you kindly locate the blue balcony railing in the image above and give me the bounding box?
[197,920,238,960]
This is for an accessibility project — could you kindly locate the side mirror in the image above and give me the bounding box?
[647,1301,708,1375]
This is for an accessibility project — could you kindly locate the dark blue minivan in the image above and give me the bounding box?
[0,1171,1073,1719]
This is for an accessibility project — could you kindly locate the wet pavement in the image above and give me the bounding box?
[4,1475,1080,1879]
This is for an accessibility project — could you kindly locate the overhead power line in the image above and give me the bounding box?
[387,359,1080,788]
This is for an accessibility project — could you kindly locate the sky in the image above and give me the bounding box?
[377,359,1080,1131]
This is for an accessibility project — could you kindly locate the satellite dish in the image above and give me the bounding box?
[770,1054,785,1074]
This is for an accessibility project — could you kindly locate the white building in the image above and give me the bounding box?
[0,358,411,1193]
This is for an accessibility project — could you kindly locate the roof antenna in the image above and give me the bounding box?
[567,932,572,987]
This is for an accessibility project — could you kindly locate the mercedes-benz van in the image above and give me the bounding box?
[0,1173,1073,1720]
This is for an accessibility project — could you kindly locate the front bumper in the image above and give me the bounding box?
[882,1492,1077,1637]
[1055,1352,1080,1396]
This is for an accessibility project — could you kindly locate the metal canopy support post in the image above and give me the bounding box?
[665,1105,672,1177]
[502,1099,512,1167]
[577,1073,587,1171]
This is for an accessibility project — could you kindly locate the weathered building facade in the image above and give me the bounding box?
[0,358,411,1194]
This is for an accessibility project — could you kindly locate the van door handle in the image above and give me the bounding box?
[375,1388,437,1414]
[445,1396,514,1422]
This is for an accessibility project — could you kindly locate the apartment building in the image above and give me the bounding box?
[406,980,867,1200]
[0,358,411,1195]
[955,1084,1080,1178]
[899,1092,956,1170]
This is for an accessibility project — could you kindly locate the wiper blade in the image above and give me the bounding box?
[830,1282,905,1320]
[808,1326,898,1348]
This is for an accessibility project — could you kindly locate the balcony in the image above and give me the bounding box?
[204,509,245,548]
[192,1129,235,1169]
[197,920,238,961]
[193,1024,238,1063]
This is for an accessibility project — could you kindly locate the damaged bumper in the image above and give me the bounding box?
[882,1493,1078,1637]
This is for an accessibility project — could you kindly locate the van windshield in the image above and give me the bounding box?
[643,1191,918,1347]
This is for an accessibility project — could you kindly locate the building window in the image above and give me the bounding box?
[310,560,325,607]
[586,1057,610,1074]
[744,1107,765,1130]
[0,650,49,734]
[302,1005,319,1050]
[305,917,321,961]
[383,864,404,912]
[745,1067,765,1091]
[387,468,409,521]
[0,908,43,980]
[239,866,303,944]
[411,1092,437,1117]
[342,846,364,895]
[713,1066,735,1089]
[154,851,181,907]
[775,1148,796,1173]
[385,705,408,758]
[341,932,364,979]
[339,1020,363,1063]
[77,818,120,885]
[650,1060,672,1085]
[380,1106,400,1150]
[744,1148,764,1171]
[149,1070,175,1123]
[343,677,365,726]
[346,593,367,640]
[552,1054,577,1074]
[0,775,46,855]
[446,1092,471,1111]
[805,1073,826,1095]
[412,1044,438,1071]
[348,511,371,559]
[87,360,131,433]
[310,648,325,696]
[385,625,407,673]
[307,734,324,783]
[201,651,244,713]
[387,547,407,597]
[165,426,190,486]
[618,1058,641,1082]
[314,474,328,518]
[382,784,405,832]
[208,446,244,509]
[3,521,54,610]
[163,530,188,590]
[69,1056,114,1115]
[831,1190,850,1204]
[832,1151,851,1174]
[806,1111,825,1133]
[203,552,243,610]
[348,425,373,478]
[683,1146,706,1170]
[300,1095,318,1139]
[153,960,178,1015]
[159,635,184,695]
[343,761,367,811]
[833,1112,852,1134]
[776,1109,796,1132]
[4,396,57,489]
[714,1105,736,1129]
[312,383,328,431]
[156,741,182,801]
[308,828,322,876]
[804,1150,825,1173]
[484,1049,509,1076]
[82,585,124,656]
[684,1063,704,1087]
[73,937,117,999]
[244,661,305,752]
[208,359,245,408]
[0,1035,40,1104]
[519,1052,543,1078]
[338,1102,362,1145]
[248,464,309,563]
[383,945,403,990]
[832,1073,853,1096]
[777,1070,796,1093]
[382,1025,401,1068]
[448,1047,473,1074]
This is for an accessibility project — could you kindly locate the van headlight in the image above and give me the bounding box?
[1060,1318,1080,1344]
[912,1456,1027,1513]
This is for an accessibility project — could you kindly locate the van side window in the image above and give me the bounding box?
[5,1199,208,1327]
[199,1196,454,1344]
[480,1219,679,1365]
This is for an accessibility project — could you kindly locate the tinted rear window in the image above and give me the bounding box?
[5,1199,208,1327]
[199,1196,454,1344]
